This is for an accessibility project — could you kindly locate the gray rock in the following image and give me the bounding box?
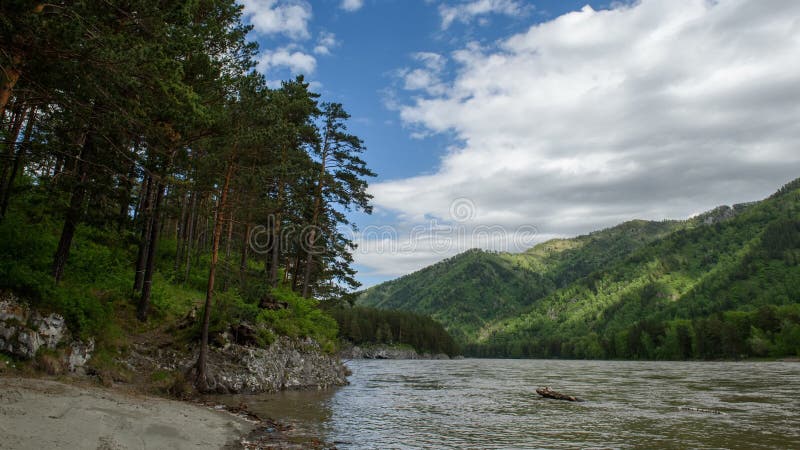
[14,328,44,359]
[123,334,349,394]
[0,292,93,371]
[204,337,349,394]
[338,344,450,360]
[67,339,95,373]
[32,313,67,349]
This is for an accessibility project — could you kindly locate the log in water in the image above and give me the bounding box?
[536,386,584,402]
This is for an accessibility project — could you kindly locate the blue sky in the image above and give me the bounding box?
[241,0,800,288]
[245,0,611,181]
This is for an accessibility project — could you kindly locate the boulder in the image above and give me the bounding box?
[66,338,95,373]
[0,293,93,372]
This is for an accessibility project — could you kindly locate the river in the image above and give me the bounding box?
[219,359,800,449]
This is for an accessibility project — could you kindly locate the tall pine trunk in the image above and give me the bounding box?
[269,146,287,287]
[137,182,164,321]
[269,207,283,287]
[291,251,302,291]
[302,142,328,298]
[240,221,251,289]
[225,205,234,259]
[0,54,21,119]
[52,132,92,283]
[196,161,234,392]
[0,106,35,219]
[117,156,137,230]
[175,191,189,275]
[0,104,26,205]
[183,191,198,284]
[133,175,153,293]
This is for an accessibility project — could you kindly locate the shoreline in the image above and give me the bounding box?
[0,375,335,449]
[0,376,254,449]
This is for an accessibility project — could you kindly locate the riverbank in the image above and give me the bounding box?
[0,376,254,449]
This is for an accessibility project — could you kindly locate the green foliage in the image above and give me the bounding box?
[359,219,683,342]
[0,212,132,338]
[0,212,58,300]
[367,180,800,360]
[0,0,371,383]
[328,306,460,357]
[258,286,339,352]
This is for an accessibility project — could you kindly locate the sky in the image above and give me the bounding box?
[240,0,800,288]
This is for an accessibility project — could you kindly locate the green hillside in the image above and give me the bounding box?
[359,218,684,341]
[361,179,800,359]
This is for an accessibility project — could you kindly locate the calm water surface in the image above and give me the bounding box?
[224,360,800,449]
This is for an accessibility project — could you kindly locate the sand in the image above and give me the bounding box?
[0,377,254,449]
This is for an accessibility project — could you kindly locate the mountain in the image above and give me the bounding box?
[360,179,800,359]
[359,218,684,341]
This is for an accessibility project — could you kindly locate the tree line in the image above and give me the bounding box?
[328,306,460,357]
[1,1,373,390]
[465,304,800,359]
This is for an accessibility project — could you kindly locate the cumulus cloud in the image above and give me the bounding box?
[340,0,364,12]
[360,0,800,279]
[256,47,317,75]
[240,0,312,40]
[439,0,529,29]
[314,31,339,56]
[399,52,448,96]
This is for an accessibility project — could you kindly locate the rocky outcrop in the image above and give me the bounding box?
[338,344,450,360]
[698,203,753,226]
[125,335,349,395]
[205,337,348,394]
[0,293,94,372]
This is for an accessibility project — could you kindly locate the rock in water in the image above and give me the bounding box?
[536,386,584,402]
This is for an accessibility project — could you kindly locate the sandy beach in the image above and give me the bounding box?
[0,377,254,449]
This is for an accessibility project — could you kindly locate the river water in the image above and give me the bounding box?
[223,359,800,449]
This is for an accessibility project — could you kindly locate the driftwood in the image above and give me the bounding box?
[678,406,726,415]
[536,386,584,402]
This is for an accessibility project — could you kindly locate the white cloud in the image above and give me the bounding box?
[439,0,529,29]
[256,47,317,74]
[314,31,339,56]
[340,0,364,12]
[362,0,800,278]
[399,52,448,96]
[240,0,312,40]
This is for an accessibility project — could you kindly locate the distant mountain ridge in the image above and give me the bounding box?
[359,178,800,359]
[360,216,686,341]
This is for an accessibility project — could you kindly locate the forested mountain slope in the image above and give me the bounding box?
[475,179,800,358]
[361,179,800,359]
[359,218,685,341]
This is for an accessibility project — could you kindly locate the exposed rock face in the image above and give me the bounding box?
[205,337,349,394]
[125,335,349,395]
[0,293,93,371]
[339,344,450,360]
[699,203,753,226]
[67,339,95,372]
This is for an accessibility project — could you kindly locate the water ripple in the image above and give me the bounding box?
[237,360,800,449]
